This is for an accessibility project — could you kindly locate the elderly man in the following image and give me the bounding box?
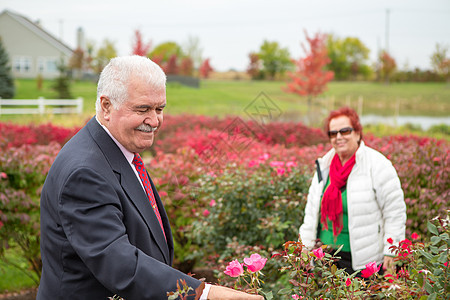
[38,56,262,300]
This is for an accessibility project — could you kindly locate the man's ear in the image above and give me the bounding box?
[99,96,112,120]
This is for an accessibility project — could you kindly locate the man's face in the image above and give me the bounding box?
[100,78,166,153]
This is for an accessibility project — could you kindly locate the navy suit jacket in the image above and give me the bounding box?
[37,117,201,299]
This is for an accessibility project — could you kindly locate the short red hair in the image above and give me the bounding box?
[324,107,363,140]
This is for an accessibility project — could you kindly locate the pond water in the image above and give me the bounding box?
[360,115,450,130]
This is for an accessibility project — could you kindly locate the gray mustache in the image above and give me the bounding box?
[136,124,158,133]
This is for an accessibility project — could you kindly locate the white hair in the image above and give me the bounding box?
[95,55,166,113]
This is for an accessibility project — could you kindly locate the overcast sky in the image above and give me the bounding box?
[2,0,449,71]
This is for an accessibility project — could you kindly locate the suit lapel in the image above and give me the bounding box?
[86,117,171,263]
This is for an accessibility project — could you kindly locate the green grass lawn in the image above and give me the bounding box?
[0,248,39,293]
[1,79,449,127]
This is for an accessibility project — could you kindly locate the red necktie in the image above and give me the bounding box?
[132,153,166,241]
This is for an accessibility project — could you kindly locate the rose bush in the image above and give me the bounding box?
[0,116,448,292]
[224,212,449,299]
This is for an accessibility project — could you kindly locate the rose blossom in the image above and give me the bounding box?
[276,168,286,176]
[224,259,244,277]
[361,261,381,278]
[411,232,420,240]
[345,277,351,287]
[312,248,325,260]
[387,237,393,244]
[243,253,267,273]
[202,209,210,217]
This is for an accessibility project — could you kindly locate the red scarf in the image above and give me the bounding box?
[321,153,356,236]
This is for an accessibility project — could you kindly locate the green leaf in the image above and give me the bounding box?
[278,288,291,295]
[428,293,437,300]
[261,290,273,300]
[438,251,448,263]
[418,250,434,261]
[430,236,442,246]
[427,221,439,236]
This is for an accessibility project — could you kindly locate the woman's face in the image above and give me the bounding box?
[329,116,360,164]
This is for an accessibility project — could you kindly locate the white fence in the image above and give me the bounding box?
[0,97,83,115]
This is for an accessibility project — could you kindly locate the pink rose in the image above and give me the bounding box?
[276,168,285,176]
[292,295,300,299]
[269,161,284,167]
[286,161,297,168]
[0,172,7,179]
[385,273,394,283]
[248,160,259,168]
[243,253,267,273]
[387,238,393,244]
[411,232,420,240]
[209,199,216,207]
[345,277,351,287]
[224,259,244,277]
[361,261,381,278]
[258,153,270,161]
[312,248,325,260]
[202,209,210,217]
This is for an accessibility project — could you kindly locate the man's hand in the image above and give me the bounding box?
[207,285,264,299]
[383,256,395,272]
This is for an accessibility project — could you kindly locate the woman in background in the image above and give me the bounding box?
[299,107,406,275]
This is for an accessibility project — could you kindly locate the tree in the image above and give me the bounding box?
[179,57,194,76]
[199,58,213,78]
[131,29,152,56]
[165,54,178,75]
[52,58,73,99]
[285,31,334,111]
[247,52,262,80]
[379,50,396,84]
[0,38,15,99]
[430,43,450,82]
[258,40,292,80]
[68,47,85,80]
[93,39,117,73]
[183,36,203,69]
[326,35,371,80]
[149,42,184,63]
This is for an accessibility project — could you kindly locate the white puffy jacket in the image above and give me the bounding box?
[299,141,406,270]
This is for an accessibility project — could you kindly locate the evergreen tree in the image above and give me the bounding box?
[0,38,15,99]
[52,58,73,99]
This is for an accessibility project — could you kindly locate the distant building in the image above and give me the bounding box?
[0,9,73,79]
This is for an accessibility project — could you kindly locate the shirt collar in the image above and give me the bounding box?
[95,116,135,164]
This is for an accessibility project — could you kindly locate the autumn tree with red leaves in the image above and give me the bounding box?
[199,58,213,78]
[165,54,178,75]
[379,50,396,84]
[179,57,194,76]
[247,52,261,79]
[131,29,152,56]
[285,31,334,112]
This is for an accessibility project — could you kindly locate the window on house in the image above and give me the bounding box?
[46,59,58,73]
[36,57,59,74]
[37,57,45,73]
[13,56,32,73]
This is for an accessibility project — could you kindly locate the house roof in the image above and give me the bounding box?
[0,9,73,56]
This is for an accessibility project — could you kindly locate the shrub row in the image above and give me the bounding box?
[0,116,448,285]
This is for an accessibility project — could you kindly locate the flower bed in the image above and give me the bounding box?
[0,116,448,297]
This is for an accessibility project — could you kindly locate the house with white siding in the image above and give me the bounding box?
[0,9,73,79]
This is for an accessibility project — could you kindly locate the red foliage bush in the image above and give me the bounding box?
[0,122,80,150]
